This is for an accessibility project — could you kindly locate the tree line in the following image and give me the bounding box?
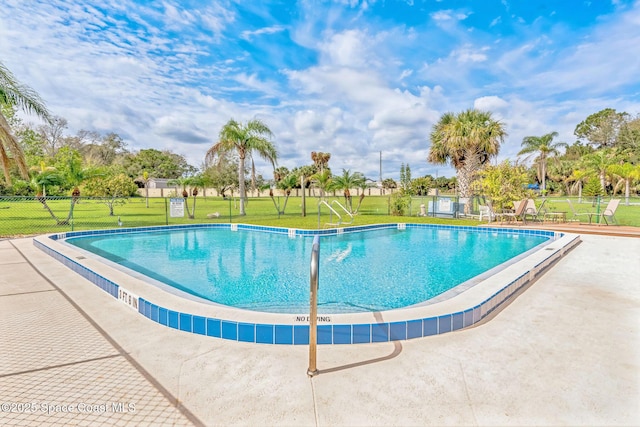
[424,108,640,212]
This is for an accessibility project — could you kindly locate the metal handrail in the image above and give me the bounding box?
[318,199,355,228]
[319,200,342,227]
[330,200,354,224]
[307,235,320,377]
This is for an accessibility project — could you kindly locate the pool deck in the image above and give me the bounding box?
[1,230,639,426]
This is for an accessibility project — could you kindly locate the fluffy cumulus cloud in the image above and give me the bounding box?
[1,0,639,181]
[474,96,509,114]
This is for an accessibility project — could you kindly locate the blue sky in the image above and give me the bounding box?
[1,0,639,181]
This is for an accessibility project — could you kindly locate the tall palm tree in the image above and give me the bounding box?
[428,109,507,214]
[1,61,51,185]
[205,119,277,215]
[311,151,331,172]
[518,131,567,194]
[332,169,365,212]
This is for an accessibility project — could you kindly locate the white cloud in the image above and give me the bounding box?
[474,96,509,112]
[1,0,638,182]
[454,47,489,63]
[232,73,281,97]
[495,2,640,98]
[293,108,345,138]
[240,25,286,41]
[431,10,470,21]
[198,3,235,35]
[318,29,372,68]
[399,69,414,80]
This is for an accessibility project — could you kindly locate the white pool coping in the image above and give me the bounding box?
[33,223,581,344]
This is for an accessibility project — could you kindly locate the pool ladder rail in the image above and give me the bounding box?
[308,235,320,377]
[319,200,354,228]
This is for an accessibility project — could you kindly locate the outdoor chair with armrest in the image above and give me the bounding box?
[523,198,547,222]
[598,198,620,225]
[567,198,621,225]
[566,199,595,223]
[499,199,528,225]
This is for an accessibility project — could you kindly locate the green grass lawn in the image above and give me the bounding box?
[537,197,640,226]
[0,195,477,237]
[1,194,638,238]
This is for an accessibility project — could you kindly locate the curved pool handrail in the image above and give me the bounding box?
[308,234,320,376]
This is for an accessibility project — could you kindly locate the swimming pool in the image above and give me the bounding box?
[65,226,548,314]
[35,223,581,345]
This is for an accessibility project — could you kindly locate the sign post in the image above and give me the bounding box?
[170,198,185,218]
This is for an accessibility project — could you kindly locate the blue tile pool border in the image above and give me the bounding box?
[34,223,581,345]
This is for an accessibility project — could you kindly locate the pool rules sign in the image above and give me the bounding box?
[170,198,185,217]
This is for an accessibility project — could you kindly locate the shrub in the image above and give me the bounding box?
[389,192,409,216]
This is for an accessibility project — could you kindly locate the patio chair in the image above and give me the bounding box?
[479,203,497,222]
[523,198,547,222]
[499,199,528,224]
[598,199,620,225]
[566,199,596,223]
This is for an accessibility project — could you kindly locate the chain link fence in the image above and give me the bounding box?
[0,194,486,238]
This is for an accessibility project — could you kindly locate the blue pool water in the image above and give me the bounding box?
[67,227,548,314]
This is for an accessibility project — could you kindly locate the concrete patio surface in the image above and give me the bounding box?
[1,232,639,426]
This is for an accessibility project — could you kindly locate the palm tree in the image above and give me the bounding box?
[568,169,589,203]
[608,162,640,205]
[546,159,575,196]
[332,169,366,212]
[187,175,205,219]
[297,164,315,217]
[167,176,202,219]
[270,173,298,214]
[1,61,51,185]
[273,166,289,183]
[580,149,617,195]
[30,161,59,197]
[205,119,278,215]
[56,146,99,201]
[518,131,567,195]
[428,109,507,214]
[353,177,374,214]
[309,169,333,200]
[29,162,68,224]
[142,171,150,208]
[311,151,331,172]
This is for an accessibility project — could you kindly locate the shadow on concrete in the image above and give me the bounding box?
[316,312,403,375]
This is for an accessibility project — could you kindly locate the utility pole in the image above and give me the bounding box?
[379,151,382,185]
